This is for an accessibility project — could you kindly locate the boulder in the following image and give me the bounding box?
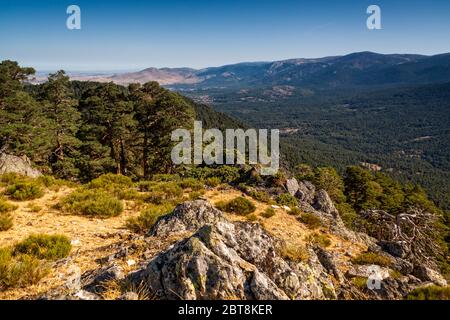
[150,200,225,237]
[0,153,42,178]
[296,181,316,204]
[313,190,338,216]
[130,200,336,300]
[379,241,410,259]
[285,178,300,196]
[413,265,447,287]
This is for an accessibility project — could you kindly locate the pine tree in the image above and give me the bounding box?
[40,71,81,178]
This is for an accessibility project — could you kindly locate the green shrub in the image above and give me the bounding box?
[276,193,298,207]
[151,174,181,182]
[142,182,184,205]
[280,244,309,262]
[205,177,221,188]
[0,173,26,186]
[36,175,70,190]
[351,252,392,267]
[352,276,368,289]
[179,178,204,191]
[58,189,124,218]
[307,233,331,248]
[28,203,42,213]
[261,208,276,218]
[88,173,133,189]
[247,213,258,222]
[5,181,44,201]
[298,213,322,229]
[126,205,173,233]
[87,173,137,200]
[336,202,358,228]
[138,180,158,192]
[288,207,302,216]
[0,247,49,290]
[216,197,256,215]
[188,191,205,201]
[249,190,272,204]
[14,234,71,260]
[0,197,17,214]
[0,212,13,231]
[407,285,450,300]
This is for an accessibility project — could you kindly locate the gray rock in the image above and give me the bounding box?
[0,153,42,178]
[118,292,139,300]
[150,200,226,236]
[74,290,101,300]
[296,181,316,204]
[413,265,447,287]
[132,200,335,300]
[285,178,300,196]
[379,241,410,259]
[82,264,125,293]
[314,190,338,216]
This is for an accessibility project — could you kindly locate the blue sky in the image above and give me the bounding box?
[1,0,450,71]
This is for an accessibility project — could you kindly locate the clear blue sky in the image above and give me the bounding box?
[1,0,450,71]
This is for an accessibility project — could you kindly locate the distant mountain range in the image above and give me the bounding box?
[47,51,450,89]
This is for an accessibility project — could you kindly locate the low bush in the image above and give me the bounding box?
[307,233,331,248]
[14,234,71,260]
[58,188,124,218]
[151,174,181,182]
[280,244,309,262]
[288,207,302,216]
[0,173,25,186]
[179,178,204,191]
[261,208,276,218]
[247,213,258,222]
[5,181,44,201]
[0,247,49,290]
[28,203,42,213]
[249,190,273,204]
[298,213,322,229]
[352,276,368,289]
[215,196,256,215]
[126,204,173,233]
[205,177,221,188]
[407,285,450,300]
[0,197,17,214]
[351,252,392,267]
[87,173,138,200]
[0,212,13,231]
[275,193,298,207]
[142,182,184,205]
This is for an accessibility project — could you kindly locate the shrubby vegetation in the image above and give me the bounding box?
[275,193,298,208]
[14,234,71,260]
[57,188,124,218]
[407,285,450,300]
[215,197,256,215]
[298,212,322,229]
[126,204,174,233]
[0,233,71,289]
[351,252,392,267]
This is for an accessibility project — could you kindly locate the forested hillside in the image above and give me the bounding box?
[185,83,450,211]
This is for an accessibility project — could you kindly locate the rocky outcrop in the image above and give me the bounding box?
[286,178,300,196]
[0,153,42,178]
[413,265,447,287]
[150,200,226,237]
[129,200,336,300]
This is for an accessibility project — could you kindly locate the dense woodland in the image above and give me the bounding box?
[186,84,450,211]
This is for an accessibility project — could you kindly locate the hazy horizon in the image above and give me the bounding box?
[2,0,450,71]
